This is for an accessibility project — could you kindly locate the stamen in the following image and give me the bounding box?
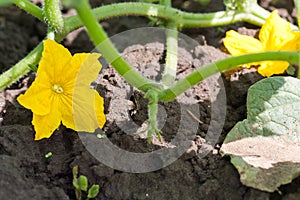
[52,84,64,94]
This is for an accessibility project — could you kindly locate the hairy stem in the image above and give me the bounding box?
[159,51,300,102]
[0,43,43,89]
[64,2,269,33]
[0,29,57,89]
[43,0,64,33]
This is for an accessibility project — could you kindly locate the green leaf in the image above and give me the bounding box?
[79,175,88,191]
[72,179,79,190]
[87,184,100,199]
[286,65,296,75]
[221,76,300,192]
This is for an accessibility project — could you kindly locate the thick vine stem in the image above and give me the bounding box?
[0,43,43,90]
[0,30,56,90]
[64,2,270,33]
[159,51,300,102]
[11,1,291,32]
[11,0,268,30]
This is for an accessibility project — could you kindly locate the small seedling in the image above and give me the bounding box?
[72,165,100,200]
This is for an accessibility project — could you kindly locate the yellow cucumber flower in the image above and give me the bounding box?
[17,40,106,140]
[224,10,300,77]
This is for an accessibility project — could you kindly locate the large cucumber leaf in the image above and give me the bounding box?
[221,76,300,192]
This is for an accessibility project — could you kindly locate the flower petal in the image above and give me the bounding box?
[60,52,104,132]
[71,53,101,84]
[17,78,52,115]
[280,31,300,51]
[32,95,61,140]
[62,53,101,94]
[38,40,72,83]
[95,92,106,128]
[224,30,263,56]
[61,87,105,132]
[80,53,102,84]
[259,10,295,50]
[59,94,74,130]
[257,61,290,77]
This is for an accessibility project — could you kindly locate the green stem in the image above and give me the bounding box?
[12,0,43,20]
[0,29,56,90]
[251,4,270,20]
[181,11,264,27]
[144,0,173,140]
[0,43,43,90]
[159,51,300,102]
[43,0,64,33]
[144,89,161,142]
[158,0,178,87]
[64,3,267,32]
[71,0,156,92]
[162,23,178,87]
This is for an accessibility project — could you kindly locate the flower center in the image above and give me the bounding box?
[52,84,64,94]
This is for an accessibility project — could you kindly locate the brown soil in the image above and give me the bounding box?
[1,0,300,199]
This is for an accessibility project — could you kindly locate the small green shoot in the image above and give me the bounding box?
[72,165,100,200]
